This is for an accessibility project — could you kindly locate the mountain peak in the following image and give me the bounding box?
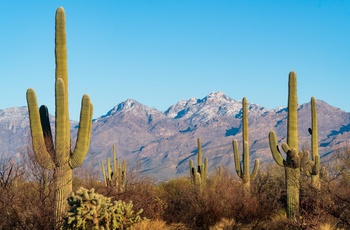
[165,92,242,120]
[97,98,163,121]
[204,91,232,101]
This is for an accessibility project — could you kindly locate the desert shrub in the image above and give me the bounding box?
[158,172,252,230]
[251,163,285,220]
[72,162,104,191]
[0,151,56,229]
[323,146,350,228]
[97,176,167,221]
[64,187,144,229]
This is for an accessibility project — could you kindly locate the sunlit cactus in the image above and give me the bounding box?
[233,97,259,192]
[26,7,93,225]
[189,138,208,187]
[268,71,301,220]
[64,187,143,229]
[301,97,321,189]
[100,145,127,193]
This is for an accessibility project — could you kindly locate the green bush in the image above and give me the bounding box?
[64,187,144,230]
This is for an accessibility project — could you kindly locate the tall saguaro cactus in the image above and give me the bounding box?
[302,97,321,189]
[268,71,301,220]
[189,138,208,186]
[26,7,93,225]
[233,97,259,191]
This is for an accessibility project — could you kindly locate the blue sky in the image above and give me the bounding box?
[1,1,349,120]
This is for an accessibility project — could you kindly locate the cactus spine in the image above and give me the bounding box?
[189,138,208,186]
[26,7,93,225]
[233,97,259,191]
[100,145,127,193]
[268,71,301,220]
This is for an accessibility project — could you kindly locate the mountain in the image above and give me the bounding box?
[1,92,350,181]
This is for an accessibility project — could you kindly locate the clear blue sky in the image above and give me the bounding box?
[1,1,349,121]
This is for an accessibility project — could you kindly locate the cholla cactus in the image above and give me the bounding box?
[64,187,144,230]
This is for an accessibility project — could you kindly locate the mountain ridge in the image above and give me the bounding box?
[1,92,350,181]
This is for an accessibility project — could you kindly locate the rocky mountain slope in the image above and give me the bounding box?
[1,92,350,181]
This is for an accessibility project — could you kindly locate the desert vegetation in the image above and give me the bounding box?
[1,150,350,229]
[1,6,350,230]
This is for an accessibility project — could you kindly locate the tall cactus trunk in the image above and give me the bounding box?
[285,71,300,219]
[311,97,321,189]
[54,165,72,222]
[285,166,300,219]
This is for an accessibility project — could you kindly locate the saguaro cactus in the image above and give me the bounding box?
[233,97,259,191]
[268,71,301,220]
[189,138,208,186]
[301,97,321,189]
[26,7,93,225]
[100,145,127,193]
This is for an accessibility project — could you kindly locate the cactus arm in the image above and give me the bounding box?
[311,97,318,161]
[26,89,55,170]
[55,78,69,166]
[107,158,112,182]
[39,105,55,155]
[189,159,195,183]
[100,161,107,186]
[55,7,68,96]
[287,71,298,150]
[195,172,201,186]
[69,95,93,168]
[203,158,208,180]
[121,160,127,192]
[250,159,259,180]
[232,139,242,177]
[122,160,127,175]
[242,97,248,143]
[113,145,118,188]
[268,131,284,167]
[197,138,202,172]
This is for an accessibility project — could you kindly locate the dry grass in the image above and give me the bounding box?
[1,148,350,229]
